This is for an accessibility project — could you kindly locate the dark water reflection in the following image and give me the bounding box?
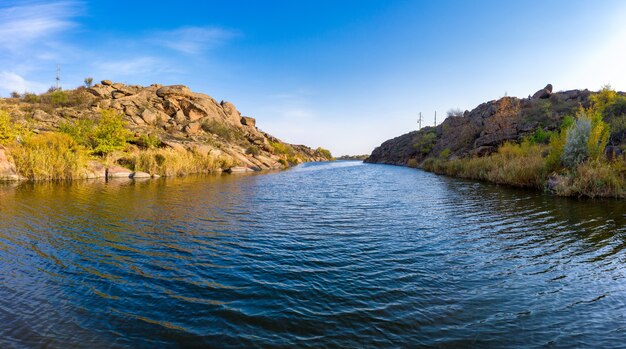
[1,161,626,348]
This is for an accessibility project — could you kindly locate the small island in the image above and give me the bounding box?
[336,154,369,161]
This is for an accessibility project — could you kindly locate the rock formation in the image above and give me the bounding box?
[366,85,596,165]
[0,81,332,180]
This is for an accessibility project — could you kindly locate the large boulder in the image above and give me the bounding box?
[106,165,133,179]
[140,108,158,125]
[88,84,115,98]
[0,147,19,181]
[32,109,51,122]
[220,101,242,125]
[241,116,256,127]
[532,84,553,99]
[156,85,193,98]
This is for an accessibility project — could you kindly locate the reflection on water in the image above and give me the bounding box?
[1,162,626,348]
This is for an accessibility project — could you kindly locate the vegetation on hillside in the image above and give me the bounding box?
[0,82,333,181]
[420,86,626,198]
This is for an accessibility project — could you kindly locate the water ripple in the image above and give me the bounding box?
[2,162,626,347]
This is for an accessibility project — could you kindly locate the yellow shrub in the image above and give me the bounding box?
[0,110,30,145]
[11,132,89,181]
[124,148,234,176]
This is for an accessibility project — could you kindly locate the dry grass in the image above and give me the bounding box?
[122,148,234,177]
[554,161,625,198]
[422,141,547,188]
[10,132,89,181]
[421,140,626,198]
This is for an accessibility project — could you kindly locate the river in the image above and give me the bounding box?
[1,161,625,348]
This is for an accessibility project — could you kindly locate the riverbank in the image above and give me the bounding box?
[366,85,626,198]
[0,81,332,181]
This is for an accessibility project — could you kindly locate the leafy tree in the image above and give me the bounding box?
[92,109,132,155]
[59,118,96,148]
[84,77,93,88]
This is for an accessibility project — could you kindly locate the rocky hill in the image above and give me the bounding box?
[0,80,332,181]
[366,85,622,165]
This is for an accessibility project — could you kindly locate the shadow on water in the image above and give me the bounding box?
[1,162,626,348]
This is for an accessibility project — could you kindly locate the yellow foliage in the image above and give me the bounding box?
[590,84,618,114]
[123,148,233,176]
[10,132,89,181]
[0,110,30,145]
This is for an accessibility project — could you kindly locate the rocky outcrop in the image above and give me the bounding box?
[366,85,595,166]
[241,116,256,127]
[0,147,19,181]
[0,81,332,181]
[532,84,553,99]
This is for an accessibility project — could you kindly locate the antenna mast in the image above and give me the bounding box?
[56,64,60,90]
[434,111,437,126]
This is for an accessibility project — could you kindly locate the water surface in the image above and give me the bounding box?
[1,161,626,348]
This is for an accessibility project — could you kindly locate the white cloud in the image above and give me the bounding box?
[0,1,78,54]
[150,27,238,55]
[0,71,48,94]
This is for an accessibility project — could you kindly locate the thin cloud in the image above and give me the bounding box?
[0,1,79,53]
[151,27,238,55]
[0,71,48,93]
[93,57,181,79]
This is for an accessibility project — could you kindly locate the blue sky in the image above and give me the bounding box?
[1,1,626,155]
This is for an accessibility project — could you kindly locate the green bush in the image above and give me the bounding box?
[22,92,40,103]
[201,119,240,142]
[528,128,554,144]
[246,145,260,156]
[92,109,133,155]
[136,133,162,149]
[270,141,295,156]
[545,115,575,172]
[59,118,96,148]
[413,131,436,155]
[60,109,132,156]
[50,90,69,106]
[315,147,332,159]
[439,148,451,159]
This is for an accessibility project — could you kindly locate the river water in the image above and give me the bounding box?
[1,161,625,348]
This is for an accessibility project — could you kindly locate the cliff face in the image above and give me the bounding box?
[0,80,331,180]
[366,86,597,165]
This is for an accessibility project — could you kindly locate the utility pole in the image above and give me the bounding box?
[434,111,437,126]
[417,112,422,130]
[56,64,60,90]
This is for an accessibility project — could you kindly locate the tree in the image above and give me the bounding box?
[84,77,93,88]
[91,109,132,155]
[446,108,463,118]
